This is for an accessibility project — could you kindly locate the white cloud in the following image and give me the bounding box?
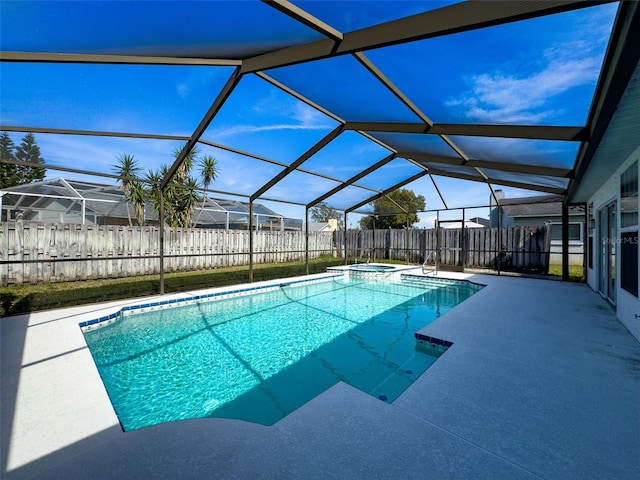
[210,99,335,140]
[416,215,437,229]
[448,55,600,123]
[177,83,190,98]
[446,6,615,124]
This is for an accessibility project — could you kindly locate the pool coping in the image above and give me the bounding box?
[79,273,344,330]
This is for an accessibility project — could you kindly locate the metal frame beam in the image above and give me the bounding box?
[345,122,588,141]
[0,125,189,141]
[198,137,377,189]
[251,124,345,201]
[346,171,428,214]
[401,152,573,178]
[256,72,345,124]
[307,153,397,208]
[426,167,566,195]
[263,0,343,42]
[161,67,243,190]
[242,1,608,73]
[0,51,241,66]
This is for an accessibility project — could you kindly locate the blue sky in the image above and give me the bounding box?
[0,1,619,228]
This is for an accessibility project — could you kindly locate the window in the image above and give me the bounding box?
[588,203,594,269]
[621,160,638,228]
[620,160,638,296]
[550,222,582,242]
[621,232,638,296]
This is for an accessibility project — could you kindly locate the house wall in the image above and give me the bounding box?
[587,145,640,341]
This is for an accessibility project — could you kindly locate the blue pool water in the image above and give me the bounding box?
[83,276,482,430]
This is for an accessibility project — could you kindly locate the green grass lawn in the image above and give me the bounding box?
[547,263,585,281]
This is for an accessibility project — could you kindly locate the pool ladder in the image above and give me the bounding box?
[422,250,438,275]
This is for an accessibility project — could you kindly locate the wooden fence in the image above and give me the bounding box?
[0,222,334,285]
[1,222,554,285]
[335,225,551,272]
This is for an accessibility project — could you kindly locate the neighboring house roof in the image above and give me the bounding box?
[308,219,338,232]
[498,195,584,218]
[441,220,486,229]
[469,217,490,227]
[308,222,330,232]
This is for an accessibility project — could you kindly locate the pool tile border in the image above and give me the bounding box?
[79,274,343,331]
[79,272,484,333]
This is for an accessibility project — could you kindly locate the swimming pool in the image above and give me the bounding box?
[82,275,482,430]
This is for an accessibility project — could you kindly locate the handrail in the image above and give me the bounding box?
[422,250,438,274]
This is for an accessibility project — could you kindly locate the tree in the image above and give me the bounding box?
[15,133,46,183]
[360,188,426,229]
[193,155,219,226]
[122,144,220,228]
[1,132,47,188]
[129,182,147,226]
[162,144,201,228]
[112,154,141,226]
[0,132,17,189]
[310,202,344,229]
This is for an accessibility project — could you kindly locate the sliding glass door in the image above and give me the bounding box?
[599,202,616,303]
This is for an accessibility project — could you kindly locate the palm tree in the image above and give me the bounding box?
[146,168,167,222]
[178,177,200,228]
[172,143,199,183]
[129,182,147,226]
[113,154,141,226]
[193,155,219,226]
[145,147,220,228]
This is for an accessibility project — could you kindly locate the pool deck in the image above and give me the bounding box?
[2,271,639,479]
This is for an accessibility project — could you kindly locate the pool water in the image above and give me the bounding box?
[83,276,481,430]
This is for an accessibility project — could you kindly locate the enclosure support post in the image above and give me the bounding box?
[372,216,376,262]
[249,201,254,283]
[159,192,165,295]
[305,208,310,275]
[406,216,409,264]
[436,211,441,272]
[562,201,569,281]
[583,202,588,281]
[461,208,466,273]
[497,204,502,276]
[344,212,348,265]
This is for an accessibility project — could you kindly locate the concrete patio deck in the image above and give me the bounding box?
[2,272,639,479]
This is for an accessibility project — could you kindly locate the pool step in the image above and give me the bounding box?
[369,351,441,404]
[400,275,459,289]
